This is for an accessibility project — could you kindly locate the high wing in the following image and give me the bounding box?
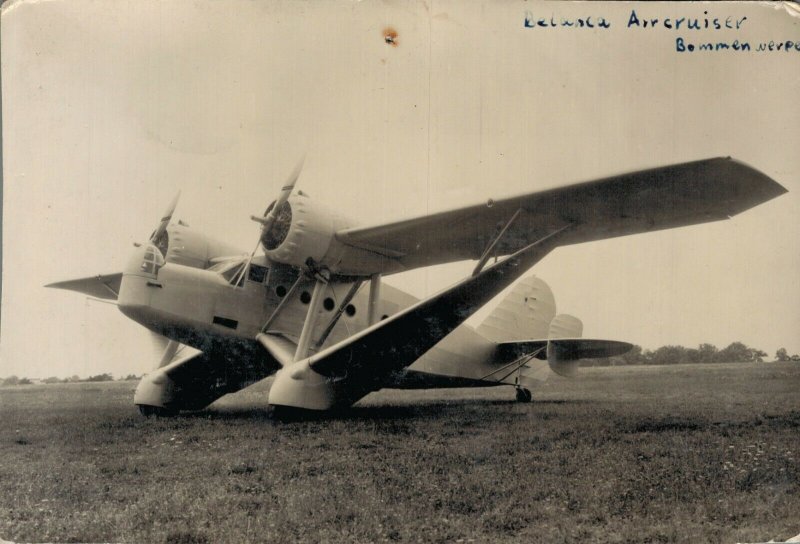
[336,158,787,273]
[45,273,123,300]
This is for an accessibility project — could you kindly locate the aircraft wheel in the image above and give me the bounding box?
[137,404,177,417]
[515,387,533,403]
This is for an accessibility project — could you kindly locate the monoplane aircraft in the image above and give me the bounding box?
[48,158,786,416]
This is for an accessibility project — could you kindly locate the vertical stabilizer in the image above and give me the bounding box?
[476,275,556,342]
[549,314,583,339]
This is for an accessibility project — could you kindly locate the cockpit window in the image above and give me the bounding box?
[140,246,165,275]
[210,259,268,287]
[152,230,169,259]
[221,262,246,287]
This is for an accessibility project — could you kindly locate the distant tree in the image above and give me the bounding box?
[776,348,790,362]
[17,378,33,385]
[120,374,140,381]
[650,345,687,365]
[697,343,718,363]
[620,345,646,365]
[86,373,114,382]
[2,375,20,386]
[715,342,765,363]
[684,348,701,364]
[42,377,62,384]
[68,375,81,383]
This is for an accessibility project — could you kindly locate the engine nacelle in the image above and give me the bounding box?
[165,224,243,269]
[260,193,357,272]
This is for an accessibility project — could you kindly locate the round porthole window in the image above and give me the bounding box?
[345,304,356,317]
[300,291,311,304]
[276,286,287,297]
[323,297,335,311]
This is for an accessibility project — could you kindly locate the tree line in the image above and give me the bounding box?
[581,342,800,367]
[2,342,799,385]
[1,373,140,386]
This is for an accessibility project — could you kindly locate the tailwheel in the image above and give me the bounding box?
[137,404,178,417]
[515,387,533,403]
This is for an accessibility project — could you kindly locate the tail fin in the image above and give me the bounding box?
[480,276,632,387]
[548,314,583,339]
[476,275,556,342]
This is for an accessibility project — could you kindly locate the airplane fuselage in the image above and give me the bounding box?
[118,229,509,411]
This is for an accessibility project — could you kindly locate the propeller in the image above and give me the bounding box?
[233,159,305,284]
[250,157,304,241]
[150,191,181,243]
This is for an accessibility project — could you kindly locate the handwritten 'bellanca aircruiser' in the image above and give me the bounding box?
[48,158,786,416]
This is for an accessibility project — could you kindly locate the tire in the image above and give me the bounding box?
[515,388,533,403]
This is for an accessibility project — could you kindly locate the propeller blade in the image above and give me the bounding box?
[255,158,304,237]
[150,191,181,243]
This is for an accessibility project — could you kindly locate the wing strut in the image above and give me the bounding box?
[314,280,363,349]
[294,270,330,361]
[158,340,182,368]
[472,208,523,276]
[261,274,304,333]
[367,274,382,325]
[479,347,545,382]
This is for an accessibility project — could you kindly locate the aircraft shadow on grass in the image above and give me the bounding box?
[182,397,587,423]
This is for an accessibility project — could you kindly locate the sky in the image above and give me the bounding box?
[2,0,799,379]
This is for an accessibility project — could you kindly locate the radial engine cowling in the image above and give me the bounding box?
[260,193,355,272]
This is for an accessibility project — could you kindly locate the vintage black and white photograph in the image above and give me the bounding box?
[1,1,799,542]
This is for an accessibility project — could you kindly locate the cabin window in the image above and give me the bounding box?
[345,304,356,317]
[323,297,335,311]
[300,291,311,304]
[248,264,268,284]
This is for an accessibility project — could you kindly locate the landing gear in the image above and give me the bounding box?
[137,404,177,417]
[515,387,532,403]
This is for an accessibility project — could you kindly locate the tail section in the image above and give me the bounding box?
[479,274,631,388]
[548,314,583,339]
[476,275,556,342]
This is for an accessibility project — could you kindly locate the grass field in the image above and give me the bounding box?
[1,362,798,543]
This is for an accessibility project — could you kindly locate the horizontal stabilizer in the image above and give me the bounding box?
[549,338,632,377]
[497,338,632,361]
[547,339,632,360]
[45,273,123,300]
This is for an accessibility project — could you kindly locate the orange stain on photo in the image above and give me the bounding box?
[383,27,398,46]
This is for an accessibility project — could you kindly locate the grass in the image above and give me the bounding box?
[1,362,798,543]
